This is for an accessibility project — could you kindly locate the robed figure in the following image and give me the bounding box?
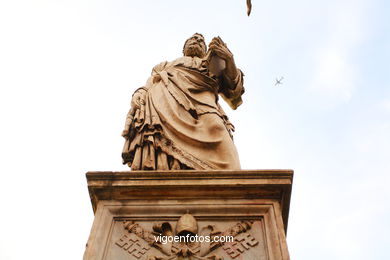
[122,33,245,170]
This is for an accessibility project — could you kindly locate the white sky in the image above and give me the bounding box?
[0,0,389,259]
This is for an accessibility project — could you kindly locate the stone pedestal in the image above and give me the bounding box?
[84,170,293,260]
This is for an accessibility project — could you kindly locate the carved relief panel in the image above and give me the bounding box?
[104,214,268,260]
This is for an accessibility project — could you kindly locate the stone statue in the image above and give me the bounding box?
[122,33,245,170]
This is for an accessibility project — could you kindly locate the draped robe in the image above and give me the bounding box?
[122,55,244,170]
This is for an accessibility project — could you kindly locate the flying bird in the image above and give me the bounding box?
[275,77,284,86]
[247,0,252,16]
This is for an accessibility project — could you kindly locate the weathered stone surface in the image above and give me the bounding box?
[121,34,244,171]
[84,170,293,260]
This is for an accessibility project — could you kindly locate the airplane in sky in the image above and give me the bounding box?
[275,77,284,86]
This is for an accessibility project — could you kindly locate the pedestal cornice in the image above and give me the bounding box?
[86,169,293,232]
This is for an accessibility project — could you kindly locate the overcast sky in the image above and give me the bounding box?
[0,0,389,259]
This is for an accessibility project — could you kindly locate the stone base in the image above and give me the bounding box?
[84,170,293,260]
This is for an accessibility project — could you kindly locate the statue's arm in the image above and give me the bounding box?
[122,61,169,138]
[122,87,148,138]
[219,69,245,110]
[208,37,245,110]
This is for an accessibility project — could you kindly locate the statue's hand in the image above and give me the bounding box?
[208,37,233,62]
[121,129,128,138]
[131,89,146,111]
[208,37,239,82]
[122,107,134,138]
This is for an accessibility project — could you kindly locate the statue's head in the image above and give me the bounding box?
[183,33,207,58]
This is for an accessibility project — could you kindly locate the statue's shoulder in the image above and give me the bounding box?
[151,61,169,74]
[171,56,204,69]
[151,56,202,75]
[171,56,189,66]
[151,57,186,74]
